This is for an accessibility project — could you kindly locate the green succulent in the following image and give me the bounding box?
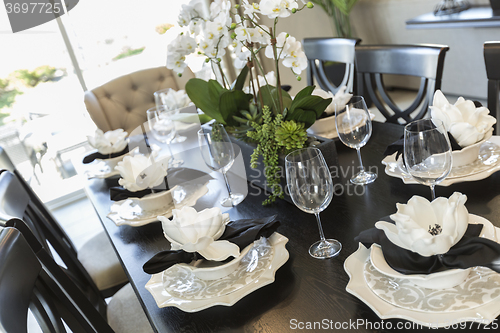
[275,120,307,152]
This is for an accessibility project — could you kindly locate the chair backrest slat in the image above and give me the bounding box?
[484,42,500,134]
[0,170,107,317]
[356,44,449,124]
[303,37,361,94]
[0,226,114,333]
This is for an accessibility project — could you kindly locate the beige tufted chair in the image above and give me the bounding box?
[84,67,194,134]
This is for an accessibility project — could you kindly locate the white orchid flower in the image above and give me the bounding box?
[87,129,128,155]
[375,192,469,257]
[260,0,298,18]
[160,206,240,261]
[115,153,168,192]
[242,0,261,17]
[430,90,496,147]
[313,86,353,116]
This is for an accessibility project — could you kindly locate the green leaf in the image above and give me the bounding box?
[290,96,332,119]
[219,90,253,126]
[260,85,293,114]
[232,66,249,91]
[185,79,224,123]
[287,108,317,128]
[208,79,226,106]
[292,85,315,104]
[198,114,213,124]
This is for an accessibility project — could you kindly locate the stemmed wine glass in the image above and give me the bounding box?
[154,88,186,143]
[198,124,245,207]
[404,118,452,200]
[285,147,341,259]
[146,106,184,168]
[335,96,377,185]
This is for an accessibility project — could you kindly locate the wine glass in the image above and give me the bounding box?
[146,106,184,168]
[335,96,377,185]
[198,124,245,207]
[285,147,341,259]
[404,118,452,200]
[154,88,187,143]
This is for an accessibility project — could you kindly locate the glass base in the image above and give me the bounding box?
[350,171,377,185]
[221,193,245,207]
[309,239,342,259]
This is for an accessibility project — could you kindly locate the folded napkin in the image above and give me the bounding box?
[143,215,281,274]
[110,167,213,201]
[82,146,129,164]
[313,86,353,117]
[355,217,500,275]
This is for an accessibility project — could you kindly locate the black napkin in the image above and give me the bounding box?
[355,216,500,275]
[110,167,213,201]
[82,146,129,164]
[143,215,281,274]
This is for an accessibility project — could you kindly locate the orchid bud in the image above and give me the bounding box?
[231,32,237,39]
[307,2,314,8]
[292,8,297,13]
[297,76,302,81]
[230,23,237,30]
[205,58,210,63]
[235,4,240,9]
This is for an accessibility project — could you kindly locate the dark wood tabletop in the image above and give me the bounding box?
[83,121,500,333]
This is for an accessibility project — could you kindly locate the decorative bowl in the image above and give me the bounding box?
[370,215,497,290]
[308,115,337,136]
[177,242,253,280]
[452,129,493,167]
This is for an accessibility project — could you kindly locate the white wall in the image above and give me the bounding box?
[350,0,500,99]
[267,0,499,100]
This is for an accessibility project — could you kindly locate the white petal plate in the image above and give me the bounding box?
[85,147,140,179]
[107,182,209,227]
[145,233,289,312]
[382,136,500,186]
[345,226,500,328]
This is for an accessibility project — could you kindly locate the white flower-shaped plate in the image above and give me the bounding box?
[84,147,140,179]
[107,182,209,227]
[345,225,500,328]
[145,233,289,312]
[382,136,500,186]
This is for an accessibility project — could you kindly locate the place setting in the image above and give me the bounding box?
[382,90,500,186]
[345,191,500,327]
[344,91,500,327]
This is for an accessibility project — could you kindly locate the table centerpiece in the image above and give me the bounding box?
[166,0,335,204]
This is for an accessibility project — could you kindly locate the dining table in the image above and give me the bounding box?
[82,121,500,332]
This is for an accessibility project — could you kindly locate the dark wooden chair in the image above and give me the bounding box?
[484,41,500,135]
[303,37,361,94]
[0,225,114,333]
[0,169,130,318]
[355,44,449,124]
[0,223,153,333]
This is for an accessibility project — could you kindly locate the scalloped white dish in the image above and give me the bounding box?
[85,147,139,179]
[107,182,209,227]
[145,233,289,312]
[382,136,500,186]
[370,214,496,290]
[345,225,500,328]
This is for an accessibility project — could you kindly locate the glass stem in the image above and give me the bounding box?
[221,170,234,206]
[315,212,326,242]
[430,184,436,201]
[356,148,365,173]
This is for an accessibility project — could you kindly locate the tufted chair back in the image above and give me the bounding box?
[84,67,194,134]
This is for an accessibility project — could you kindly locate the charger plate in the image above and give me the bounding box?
[345,226,500,328]
[107,182,209,227]
[382,137,500,186]
[145,233,289,312]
